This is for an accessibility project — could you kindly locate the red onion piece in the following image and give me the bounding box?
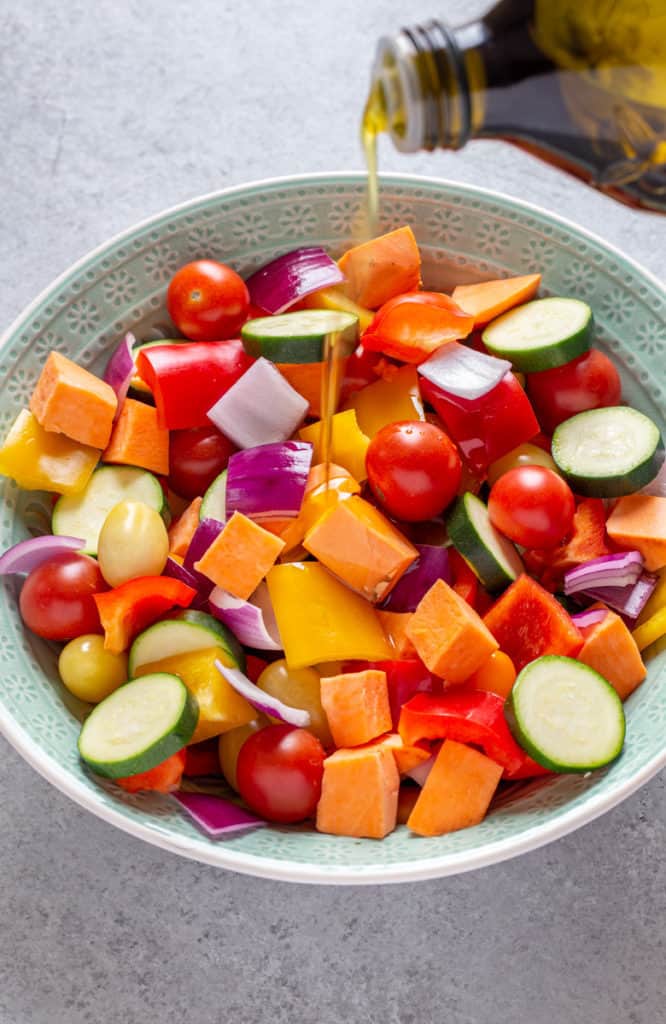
[418,342,511,402]
[209,582,282,651]
[103,333,136,417]
[582,572,658,620]
[0,535,85,576]
[570,607,609,629]
[246,247,344,315]
[406,755,435,787]
[172,791,265,836]
[182,518,224,596]
[381,545,451,612]
[215,660,311,727]
[225,441,313,520]
[564,550,644,595]
[207,357,309,449]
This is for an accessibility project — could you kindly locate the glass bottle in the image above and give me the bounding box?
[363,0,666,213]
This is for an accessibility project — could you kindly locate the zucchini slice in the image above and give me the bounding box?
[447,492,524,591]
[78,673,198,778]
[128,609,244,677]
[200,469,227,522]
[241,310,358,363]
[482,297,592,372]
[52,466,165,555]
[552,406,664,497]
[505,656,625,772]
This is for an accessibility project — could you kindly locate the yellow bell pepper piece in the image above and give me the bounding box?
[299,409,369,481]
[266,562,391,669]
[0,409,99,494]
[134,646,255,743]
[344,365,425,438]
[632,606,666,652]
[299,286,374,333]
[637,566,666,625]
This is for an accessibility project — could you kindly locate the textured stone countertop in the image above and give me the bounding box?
[1,2,665,1022]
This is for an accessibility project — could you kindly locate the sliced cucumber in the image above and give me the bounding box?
[128,609,244,677]
[447,492,524,591]
[52,466,165,555]
[200,470,227,522]
[78,673,198,778]
[505,656,625,772]
[552,406,664,497]
[241,310,358,364]
[482,297,592,372]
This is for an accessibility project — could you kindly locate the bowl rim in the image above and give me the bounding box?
[1,171,664,885]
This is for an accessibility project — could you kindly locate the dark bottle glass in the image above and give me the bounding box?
[363,0,666,212]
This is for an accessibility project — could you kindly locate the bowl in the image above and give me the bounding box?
[1,173,665,884]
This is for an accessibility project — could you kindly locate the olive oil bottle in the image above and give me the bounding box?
[363,0,666,219]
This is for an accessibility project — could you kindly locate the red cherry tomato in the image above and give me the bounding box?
[168,425,236,499]
[236,725,325,824]
[167,260,249,341]
[19,553,107,641]
[488,466,575,548]
[526,348,621,434]
[366,420,462,522]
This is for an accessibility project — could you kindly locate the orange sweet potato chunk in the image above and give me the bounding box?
[578,607,646,701]
[406,578,499,682]
[30,351,117,450]
[407,739,503,837]
[377,610,418,658]
[338,226,422,310]
[316,745,399,839]
[103,398,169,475]
[303,495,418,603]
[451,274,541,327]
[194,511,285,600]
[320,669,392,747]
[606,495,666,571]
[168,497,203,557]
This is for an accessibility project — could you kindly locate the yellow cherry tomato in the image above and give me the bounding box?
[218,716,269,792]
[466,650,517,699]
[97,500,168,587]
[486,443,558,487]
[58,634,128,703]
[257,659,333,747]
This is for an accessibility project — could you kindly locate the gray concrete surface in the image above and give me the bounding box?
[1,1,665,1021]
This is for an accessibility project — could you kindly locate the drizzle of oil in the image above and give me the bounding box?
[361,77,388,240]
[319,331,345,489]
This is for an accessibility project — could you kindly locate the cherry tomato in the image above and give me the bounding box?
[526,348,621,434]
[167,260,249,342]
[236,725,325,823]
[366,420,462,522]
[116,749,186,794]
[19,553,107,641]
[466,650,517,700]
[168,425,236,499]
[488,466,575,548]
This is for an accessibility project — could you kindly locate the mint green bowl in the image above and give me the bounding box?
[1,173,664,884]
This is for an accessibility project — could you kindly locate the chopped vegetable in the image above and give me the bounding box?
[128,608,243,677]
[344,364,425,438]
[214,660,310,728]
[376,611,419,659]
[581,572,658,620]
[245,247,344,315]
[30,350,117,449]
[407,740,503,837]
[173,791,265,836]
[606,495,666,571]
[363,292,474,363]
[207,356,308,449]
[344,658,436,729]
[380,544,450,612]
[451,273,541,326]
[209,582,282,651]
[564,551,644,595]
[194,511,285,600]
[482,297,592,372]
[447,492,524,592]
[225,442,313,520]
[102,398,169,476]
[93,575,196,654]
[633,606,666,652]
[320,669,392,747]
[577,608,646,700]
[242,309,358,363]
[103,333,136,416]
[298,285,374,333]
[299,409,370,481]
[0,535,84,576]
[418,342,511,401]
[466,649,517,700]
[0,408,100,494]
[316,744,399,838]
[168,497,203,557]
[337,226,421,309]
[116,749,186,794]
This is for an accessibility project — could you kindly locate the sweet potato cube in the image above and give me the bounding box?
[377,610,418,658]
[407,739,503,837]
[320,669,392,747]
[578,607,646,701]
[606,495,666,571]
[30,351,117,449]
[338,226,422,309]
[406,578,498,682]
[103,398,169,475]
[194,511,285,600]
[316,745,399,839]
[303,495,418,603]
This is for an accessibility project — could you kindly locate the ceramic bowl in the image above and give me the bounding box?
[1,173,664,884]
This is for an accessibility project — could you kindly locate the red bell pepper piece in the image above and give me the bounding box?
[362,292,474,364]
[344,658,439,729]
[420,371,539,473]
[116,749,186,793]
[93,576,196,653]
[523,498,611,592]
[398,691,549,780]
[184,739,222,777]
[483,574,583,672]
[449,548,479,608]
[136,341,254,430]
